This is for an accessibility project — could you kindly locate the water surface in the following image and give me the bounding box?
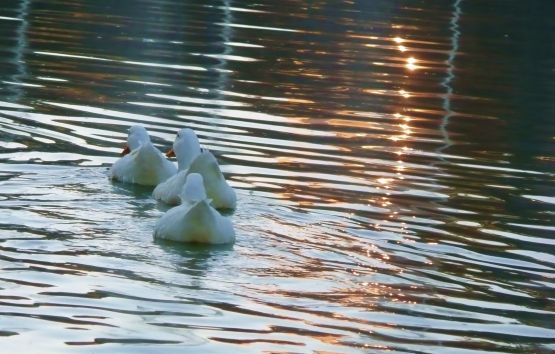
[1,0,554,353]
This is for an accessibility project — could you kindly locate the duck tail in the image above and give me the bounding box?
[186,199,215,225]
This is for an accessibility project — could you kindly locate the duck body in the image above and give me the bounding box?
[153,173,235,244]
[110,126,177,186]
[153,199,235,244]
[153,169,188,204]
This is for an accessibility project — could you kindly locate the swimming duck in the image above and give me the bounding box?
[153,173,236,244]
[110,125,177,186]
[153,128,201,204]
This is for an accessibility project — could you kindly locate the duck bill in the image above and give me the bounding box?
[166,148,176,158]
[121,144,131,156]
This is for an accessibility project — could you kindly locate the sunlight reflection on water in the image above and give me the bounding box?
[0,0,554,353]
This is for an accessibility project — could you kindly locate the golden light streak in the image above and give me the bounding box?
[406,57,417,70]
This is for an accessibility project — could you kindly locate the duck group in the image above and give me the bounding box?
[110,125,236,244]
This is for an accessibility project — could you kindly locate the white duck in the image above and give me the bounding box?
[153,173,235,244]
[110,125,177,186]
[153,128,201,204]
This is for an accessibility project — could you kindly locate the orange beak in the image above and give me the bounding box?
[121,144,131,156]
[166,148,175,158]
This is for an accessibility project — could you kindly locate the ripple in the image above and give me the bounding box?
[522,195,555,205]
[0,0,553,353]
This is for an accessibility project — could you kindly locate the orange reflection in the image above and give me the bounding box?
[371,35,420,238]
[406,57,417,70]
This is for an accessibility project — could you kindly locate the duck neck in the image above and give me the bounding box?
[177,154,194,171]
[174,132,201,170]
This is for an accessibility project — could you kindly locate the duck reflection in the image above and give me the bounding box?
[156,239,234,289]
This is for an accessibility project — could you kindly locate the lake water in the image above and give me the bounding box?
[0,0,554,353]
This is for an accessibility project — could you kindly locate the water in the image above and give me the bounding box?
[0,0,554,353]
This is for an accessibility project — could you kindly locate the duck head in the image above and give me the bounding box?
[122,125,151,155]
[180,173,208,204]
[166,128,201,171]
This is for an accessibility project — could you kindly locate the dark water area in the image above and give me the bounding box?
[0,0,554,353]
